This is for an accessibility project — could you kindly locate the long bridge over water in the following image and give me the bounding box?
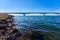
[0,12,60,16]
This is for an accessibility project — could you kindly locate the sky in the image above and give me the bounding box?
[0,0,60,12]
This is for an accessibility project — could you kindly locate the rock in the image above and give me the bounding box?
[0,14,20,40]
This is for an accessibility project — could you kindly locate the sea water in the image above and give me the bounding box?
[13,16,60,32]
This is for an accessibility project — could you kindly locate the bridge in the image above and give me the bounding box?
[0,12,60,16]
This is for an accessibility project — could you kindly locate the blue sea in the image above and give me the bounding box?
[13,16,60,32]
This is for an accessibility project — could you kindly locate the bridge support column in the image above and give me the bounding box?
[23,14,25,16]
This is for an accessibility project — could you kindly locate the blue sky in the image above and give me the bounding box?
[0,0,60,12]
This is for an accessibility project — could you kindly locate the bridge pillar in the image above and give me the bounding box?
[43,13,45,16]
[23,14,25,16]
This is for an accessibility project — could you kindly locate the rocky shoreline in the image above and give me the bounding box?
[0,14,58,40]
